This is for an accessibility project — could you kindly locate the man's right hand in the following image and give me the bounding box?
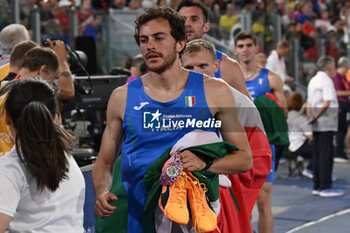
[45,39,68,63]
[94,189,118,218]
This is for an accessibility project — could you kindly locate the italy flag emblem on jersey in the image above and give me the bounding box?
[258,78,264,85]
[185,96,196,107]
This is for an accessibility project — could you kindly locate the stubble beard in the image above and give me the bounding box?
[147,45,177,74]
[243,58,253,66]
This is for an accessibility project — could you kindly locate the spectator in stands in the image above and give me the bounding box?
[126,54,147,83]
[266,41,294,84]
[333,18,346,41]
[204,0,220,39]
[128,0,142,10]
[251,14,270,52]
[315,10,332,35]
[77,0,95,35]
[219,3,237,40]
[324,31,339,62]
[283,22,296,42]
[307,56,343,197]
[109,0,126,9]
[290,20,318,61]
[91,0,109,9]
[298,2,314,24]
[0,78,85,232]
[282,7,295,28]
[251,14,265,36]
[38,0,58,37]
[332,56,350,163]
[287,93,313,178]
[82,13,103,42]
[302,16,319,60]
[208,3,221,39]
[54,0,72,43]
[78,0,94,21]
[340,7,350,44]
[302,15,317,37]
[251,0,265,23]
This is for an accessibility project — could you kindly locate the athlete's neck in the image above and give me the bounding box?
[141,59,189,102]
[240,59,261,81]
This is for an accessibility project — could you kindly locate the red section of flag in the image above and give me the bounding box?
[212,126,271,233]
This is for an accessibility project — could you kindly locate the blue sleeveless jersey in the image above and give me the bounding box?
[245,68,272,99]
[121,71,218,233]
[214,50,223,78]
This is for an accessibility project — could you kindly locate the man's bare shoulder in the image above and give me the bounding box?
[110,83,128,102]
[203,74,228,88]
[220,56,243,79]
[107,83,128,119]
[267,69,282,82]
[203,76,236,107]
[221,53,240,67]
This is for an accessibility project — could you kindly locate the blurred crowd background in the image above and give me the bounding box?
[1,0,350,96]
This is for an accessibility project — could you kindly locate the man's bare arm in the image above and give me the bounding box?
[313,100,330,120]
[306,101,313,120]
[46,39,75,100]
[0,213,11,233]
[220,54,252,100]
[336,90,350,97]
[268,71,288,116]
[92,85,127,218]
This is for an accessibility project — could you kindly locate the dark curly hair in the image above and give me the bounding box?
[134,6,186,45]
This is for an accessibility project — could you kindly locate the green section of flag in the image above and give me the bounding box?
[95,156,128,233]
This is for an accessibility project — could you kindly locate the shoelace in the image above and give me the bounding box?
[197,183,209,216]
[191,183,221,233]
[169,174,188,205]
[186,172,221,233]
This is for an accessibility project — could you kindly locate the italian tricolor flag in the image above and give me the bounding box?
[185,96,196,107]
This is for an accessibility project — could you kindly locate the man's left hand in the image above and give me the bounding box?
[180,150,206,171]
